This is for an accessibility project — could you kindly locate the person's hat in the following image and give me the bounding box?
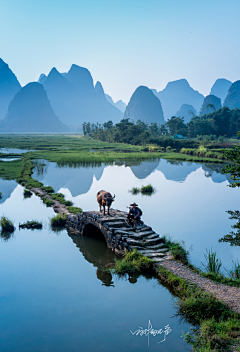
[130,202,138,206]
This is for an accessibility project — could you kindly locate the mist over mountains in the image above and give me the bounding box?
[0,57,238,133]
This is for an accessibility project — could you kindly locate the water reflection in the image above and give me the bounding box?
[32,158,233,198]
[69,231,117,287]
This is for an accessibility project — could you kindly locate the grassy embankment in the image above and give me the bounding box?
[112,244,240,351]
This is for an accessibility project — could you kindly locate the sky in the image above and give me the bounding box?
[0,0,240,103]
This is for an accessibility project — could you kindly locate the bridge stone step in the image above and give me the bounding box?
[135,226,152,232]
[99,218,126,224]
[105,222,127,228]
[144,237,163,246]
[128,231,156,240]
[138,248,168,254]
[145,243,166,250]
[126,239,145,247]
[145,252,168,258]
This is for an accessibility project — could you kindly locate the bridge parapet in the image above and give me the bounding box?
[66,209,172,260]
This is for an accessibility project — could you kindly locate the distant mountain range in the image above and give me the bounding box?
[0,59,21,120]
[199,95,222,116]
[39,65,123,128]
[224,80,240,110]
[0,57,237,132]
[175,104,197,123]
[210,79,232,103]
[124,86,165,124]
[0,82,68,132]
[152,79,204,120]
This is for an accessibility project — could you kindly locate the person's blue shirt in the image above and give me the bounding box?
[130,207,140,218]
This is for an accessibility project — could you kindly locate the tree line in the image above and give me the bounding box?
[82,106,240,146]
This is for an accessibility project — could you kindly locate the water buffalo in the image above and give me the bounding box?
[97,190,115,215]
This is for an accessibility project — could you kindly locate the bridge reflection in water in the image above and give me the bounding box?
[68,228,119,287]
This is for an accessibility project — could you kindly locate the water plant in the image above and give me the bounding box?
[112,249,154,275]
[129,187,140,195]
[67,206,82,214]
[51,213,67,227]
[24,189,32,198]
[19,220,42,229]
[0,216,15,233]
[201,248,222,274]
[140,184,155,195]
[225,260,240,279]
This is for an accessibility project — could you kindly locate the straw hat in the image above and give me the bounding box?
[130,202,138,206]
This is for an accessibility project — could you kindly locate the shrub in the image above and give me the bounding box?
[51,213,67,227]
[0,216,14,233]
[67,206,82,214]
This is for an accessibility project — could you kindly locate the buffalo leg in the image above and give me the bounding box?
[103,206,105,215]
[108,206,110,215]
[99,205,102,213]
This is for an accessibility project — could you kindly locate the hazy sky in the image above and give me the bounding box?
[0,0,240,103]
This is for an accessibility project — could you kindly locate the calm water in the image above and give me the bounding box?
[32,159,240,270]
[0,183,191,352]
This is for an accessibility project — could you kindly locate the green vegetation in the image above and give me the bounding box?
[51,213,67,227]
[42,186,54,194]
[0,216,14,233]
[180,146,225,160]
[158,267,240,351]
[129,184,155,195]
[41,196,54,207]
[140,184,155,194]
[51,193,73,206]
[67,206,82,214]
[112,249,154,275]
[162,235,190,265]
[129,187,140,195]
[201,248,222,274]
[23,189,32,198]
[219,210,240,246]
[19,220,42,229]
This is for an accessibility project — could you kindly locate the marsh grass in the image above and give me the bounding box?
[162,235,191,265]
[225,260,240,280]
[51,213,67,227]
[19,220,42,229]
[23,189,32,198]
[67,206,82,214]
[201,248,222,274]
[0,216,14,233]
[41,197,54,207]
[51,193,73,206]
[112,249,154,275]
[140,184,155,195]
[129,187,140,195]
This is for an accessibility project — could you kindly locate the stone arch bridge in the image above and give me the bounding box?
[65,209,172,262]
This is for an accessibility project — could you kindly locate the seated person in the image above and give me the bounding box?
[127,202,141,228]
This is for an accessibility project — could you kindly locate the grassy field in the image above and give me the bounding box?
[0,135,225,177]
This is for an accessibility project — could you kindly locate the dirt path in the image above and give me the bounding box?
[157,259,240,314]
